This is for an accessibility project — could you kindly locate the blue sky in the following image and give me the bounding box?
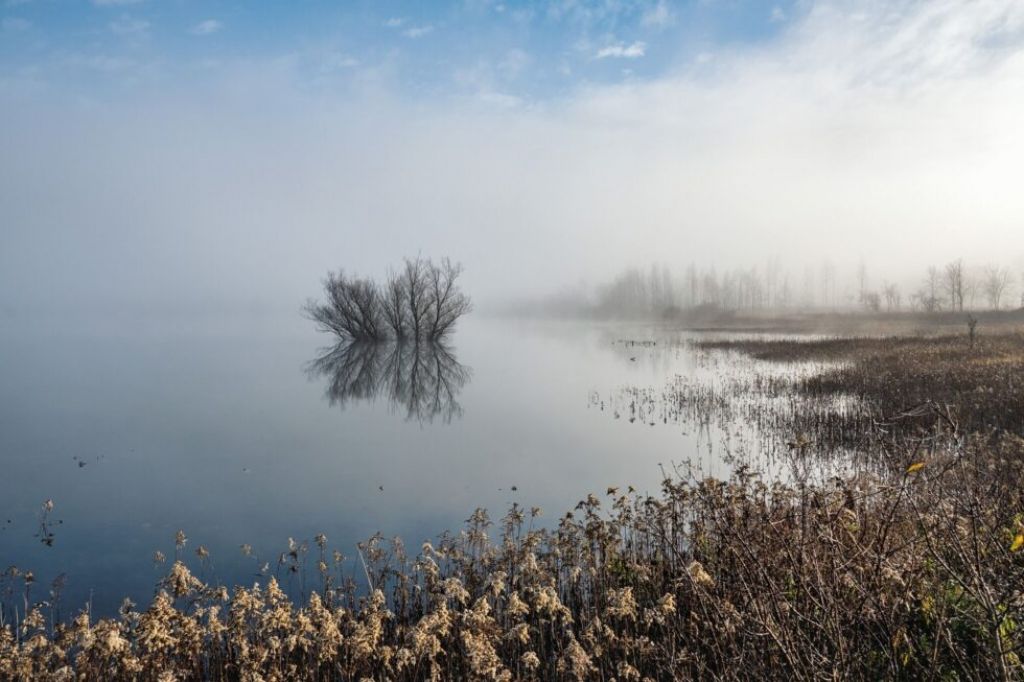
[3,1,1024,311]
[2,0,798,103]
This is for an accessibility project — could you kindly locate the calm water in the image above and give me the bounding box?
[0,313,777,615]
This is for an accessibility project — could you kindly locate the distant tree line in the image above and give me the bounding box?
[909,260,1016,312]
[305,257,471,341]
[586,258,1022,318]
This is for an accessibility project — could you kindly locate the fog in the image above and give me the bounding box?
[3,0,1024,316]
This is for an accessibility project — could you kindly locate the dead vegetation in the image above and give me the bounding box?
[305,257,472,342]
[697,330,1024,437]
[4,431,1024,680]
[4,332,1024,680]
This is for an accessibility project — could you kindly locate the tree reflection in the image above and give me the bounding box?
[308,340,471,423]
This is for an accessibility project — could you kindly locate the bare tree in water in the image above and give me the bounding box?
[304,272,383,340]
[306,257,471,341]
[381,269,409,339]
[426,258,473,339]
[401,257,434,340]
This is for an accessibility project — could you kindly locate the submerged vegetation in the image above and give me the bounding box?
[305,257,472,342]
[4,330,1024,680]
[696,330,1024,442]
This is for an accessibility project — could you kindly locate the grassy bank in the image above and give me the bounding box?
[4,333,1024,680]
[677,308,1024,336]
[698,331,1024,436]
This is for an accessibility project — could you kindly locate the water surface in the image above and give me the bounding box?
[0,313,798,615]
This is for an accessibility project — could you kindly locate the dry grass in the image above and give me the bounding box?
[4,332,1024,680]
[699,331,1024,437]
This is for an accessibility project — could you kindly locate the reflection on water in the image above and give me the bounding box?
[308,341,472,423]
[589,335,859,483]
[0,316,818,617]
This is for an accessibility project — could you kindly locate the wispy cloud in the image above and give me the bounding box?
[319,52,359,72]
[109,15,149,37]
[595,41,646,59]
[383,17,405,28]
[641,0,673,29]
[189,19,222,36]
[5,0,1024,310]
[477,91,522,108]
[499,48,530,79]
[402,24,434,38]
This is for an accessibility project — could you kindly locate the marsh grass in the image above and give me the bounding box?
[4,333,1024,680]
[697,331,1024,440]
[4,436,1023,679]
[597,332,1024,477]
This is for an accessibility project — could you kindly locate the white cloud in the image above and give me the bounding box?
[595,41,646,59]
[5,0,1024,308]
[641,0,673,29]
[109,15,149,37]
[402,24,434,38]
[498,49,530,78]
[477,91,522,108]
[770,6,786,23]
[190,19,222,36]
[383,17,406,28]
[2,16,30,31]
[320,52,359,72]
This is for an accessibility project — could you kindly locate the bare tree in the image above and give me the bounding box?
[982,264,1013,310]
[426,258,473,339]
[304,272,383,340]
[381,270,409,339]
[401,257,434,340]
[964,267,981,310]
[882,282,901,311]
[818,261,830,307]
[861,291,881,313]
[943,259,965,312]
[856,259,868,305]
[307,257,471,341]
[921,266,942,312]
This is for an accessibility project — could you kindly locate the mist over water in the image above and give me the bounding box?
[2,312,792,614]
[5,1,1024,317]
[4,3,1024,672]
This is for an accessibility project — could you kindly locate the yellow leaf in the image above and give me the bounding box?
[1011,533,1024,553]
[906,462,926,474]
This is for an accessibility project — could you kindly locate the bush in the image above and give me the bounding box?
[305,257,471,342]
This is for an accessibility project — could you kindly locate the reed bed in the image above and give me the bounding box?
[597,331,1024,473]
[3,332,1024,680]
[697,331,1024,440]
[4,435,1023,680]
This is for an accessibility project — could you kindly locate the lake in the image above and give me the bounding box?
[0,312,831,616]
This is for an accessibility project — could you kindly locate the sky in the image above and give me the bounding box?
[2,0,1024,313]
